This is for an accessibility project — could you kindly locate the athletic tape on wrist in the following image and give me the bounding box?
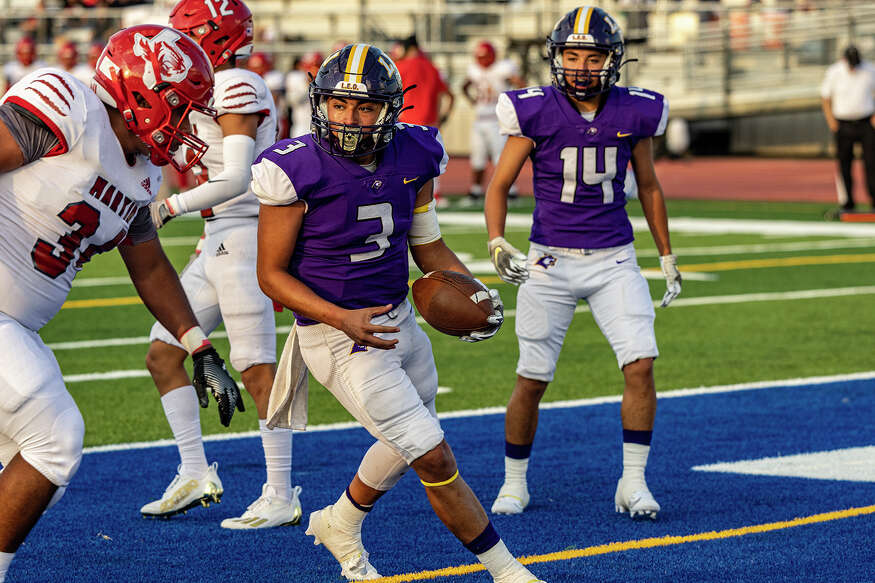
[420,469,459,488]
[179,326,211,355]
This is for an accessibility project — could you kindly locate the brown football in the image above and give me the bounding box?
[411,271,493,336]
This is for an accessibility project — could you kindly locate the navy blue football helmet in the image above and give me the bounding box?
[309,44,404,158]
[547,6,625,100]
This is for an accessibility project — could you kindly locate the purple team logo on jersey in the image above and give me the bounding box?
[350,342,368,354]
[535,254,557,269]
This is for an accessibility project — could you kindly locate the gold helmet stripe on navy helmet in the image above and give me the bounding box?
[344,43,370,83]
[573,6,594,34]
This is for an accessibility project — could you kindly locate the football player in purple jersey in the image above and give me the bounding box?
[253,44,545,583]
[485,6,682,520]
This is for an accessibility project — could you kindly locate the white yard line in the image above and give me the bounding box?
[50,285,875,353]
[82,370,875,454]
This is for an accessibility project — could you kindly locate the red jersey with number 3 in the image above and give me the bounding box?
[0,68,161,330]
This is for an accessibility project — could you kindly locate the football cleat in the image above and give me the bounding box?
[614,477,660,520]
[140,462,223,518]
[220,484,303,530]
[306,505,381,580]
[491,481,530,515]
[493,566,546,583]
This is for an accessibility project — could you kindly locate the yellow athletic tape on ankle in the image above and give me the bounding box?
[420,470,459,487]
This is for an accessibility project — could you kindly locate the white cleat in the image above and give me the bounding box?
[140,462,223,518]
[493,565,546,583]
[614,477,660,520]
[220,484,303,530]
[305,505,381,581]
[491,481,530,515]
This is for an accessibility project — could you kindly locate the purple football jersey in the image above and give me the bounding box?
[254,124,446,324]
[502,84,668,249]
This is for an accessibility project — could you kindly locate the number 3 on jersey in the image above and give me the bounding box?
[559,146,618,204]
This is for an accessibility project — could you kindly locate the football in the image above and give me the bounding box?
[411,271,493,336]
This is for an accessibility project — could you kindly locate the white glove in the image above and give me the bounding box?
[659,254,682,307]
[487,236,529,285]
[149,194,183,229]
[460,284,503,343]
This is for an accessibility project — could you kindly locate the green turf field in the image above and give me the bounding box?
[45,198,875,446]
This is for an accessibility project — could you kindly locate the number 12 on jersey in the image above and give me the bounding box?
[558,146,618,204]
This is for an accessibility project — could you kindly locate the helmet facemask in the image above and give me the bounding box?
[549,43,620,101]
[144,91,215,172]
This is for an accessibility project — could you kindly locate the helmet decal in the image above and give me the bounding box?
[133,29,193,88]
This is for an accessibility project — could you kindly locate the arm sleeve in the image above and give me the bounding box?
[121,205,158,246]
[251,157,300,206]
[820,66,835,99]
[172,134,256,214]
[496,93,524,137]
[0,102,60,164]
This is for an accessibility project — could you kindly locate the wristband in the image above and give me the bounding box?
[179,326,211,355]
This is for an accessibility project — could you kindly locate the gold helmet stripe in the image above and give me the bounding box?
[344,43,369,83]
[574,6,594,34]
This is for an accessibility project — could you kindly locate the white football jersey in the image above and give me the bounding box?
[466,59,519,119]
[189,68,277,218]
[0,68,161,330]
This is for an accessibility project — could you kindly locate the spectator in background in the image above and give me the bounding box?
[86,42,104,70]
[395,34,455,204]
[3,37,46,94]
[821,45,875,213]
[285,51,322,139]
[461,40,524,206]
[56,41,94,85]
[248,52,289,138]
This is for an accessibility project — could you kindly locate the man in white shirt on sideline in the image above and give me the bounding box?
[821,45,875,213]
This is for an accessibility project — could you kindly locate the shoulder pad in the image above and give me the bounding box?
[214,69,274,117]
[2,68,88,156]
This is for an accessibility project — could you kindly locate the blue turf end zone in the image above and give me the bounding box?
[12,378,875,582]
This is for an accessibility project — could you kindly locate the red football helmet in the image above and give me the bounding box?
[92,25,216,172]
[474,40,496,68]
[247,51,272,76]
[16,37,37,67]
[57,41,78,70]
[168,0,253,68]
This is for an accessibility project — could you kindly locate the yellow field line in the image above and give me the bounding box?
[62,297,144,309]
[59,254,875,310]
[371,504,875,582]
[683,253,875,272]
[59,276,508,310]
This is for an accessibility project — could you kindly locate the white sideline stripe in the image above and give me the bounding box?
[692,446,875,482]
[436,213,875,237]
[82,371,875,454]
[48,286,875,352]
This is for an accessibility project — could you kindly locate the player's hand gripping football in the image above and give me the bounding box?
[488,236,529,285]
[461,283,504,343]
[659,254,682,307]
[192,346,245,426]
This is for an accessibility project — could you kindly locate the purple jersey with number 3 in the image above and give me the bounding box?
[499,84,668,249]
[252,124,447,324]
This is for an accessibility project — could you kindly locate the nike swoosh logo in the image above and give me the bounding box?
[403,177,418,184]
[207,179,228,184]
[617,132,632,138]
[616,257,631,264]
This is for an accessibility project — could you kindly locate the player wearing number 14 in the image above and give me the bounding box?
[485,6,682,520]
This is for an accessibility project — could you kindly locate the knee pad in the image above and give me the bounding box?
[21,405,84,487]
[357,441,410,491]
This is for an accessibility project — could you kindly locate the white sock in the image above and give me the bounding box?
[470,183,484,196]
[504,456,529,485]
[0,551,14,583]
[258,419,292,500]
[622,442,650,482]
[332,490,367,531]
[476,539,524,578]
[161,386,208,477]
